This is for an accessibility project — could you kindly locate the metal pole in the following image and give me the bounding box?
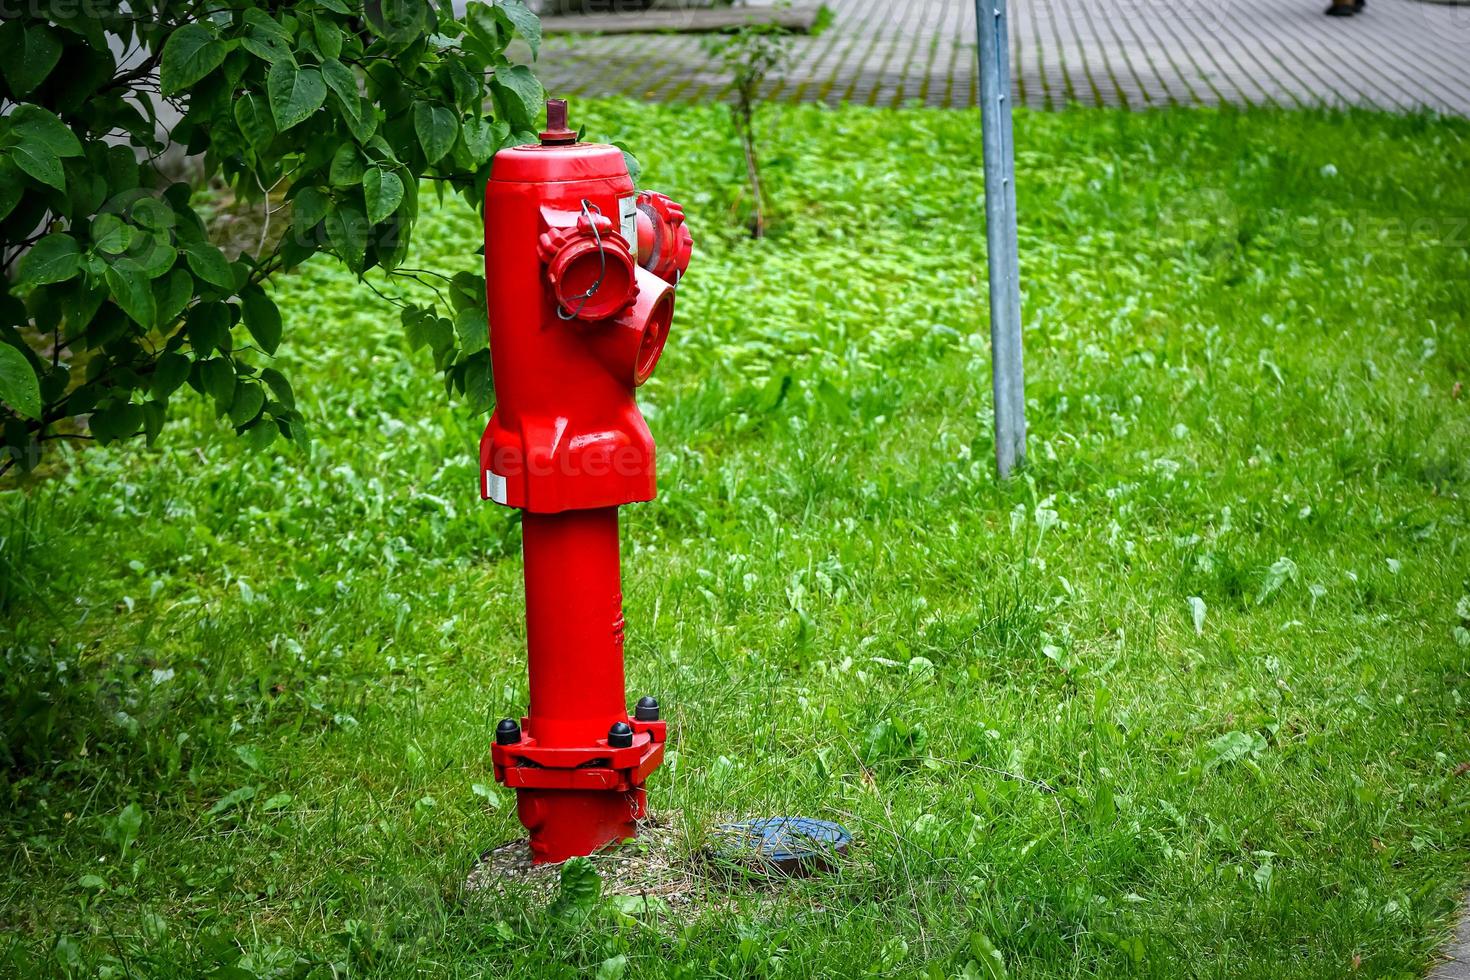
[974,0,1026,478]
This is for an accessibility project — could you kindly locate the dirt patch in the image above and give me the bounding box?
[465,812,703,910]
[464,811,862,918]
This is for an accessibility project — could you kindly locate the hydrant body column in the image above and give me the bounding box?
[521,508,625,747]
[481,101,692,864]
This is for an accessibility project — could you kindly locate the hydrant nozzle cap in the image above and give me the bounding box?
[540,98,578,146]
[495,718,522,745]
[607,721,634,748]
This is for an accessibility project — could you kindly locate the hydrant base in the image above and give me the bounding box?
[517,787,647,865]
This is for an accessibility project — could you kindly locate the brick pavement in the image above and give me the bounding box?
[532,0,1470,115]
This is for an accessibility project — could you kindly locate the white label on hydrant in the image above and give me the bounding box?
[484,469,508,505]
[619,195,637,249]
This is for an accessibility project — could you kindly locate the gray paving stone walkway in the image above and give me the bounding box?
[1431,899,1470,980]
[533,0,1470,115]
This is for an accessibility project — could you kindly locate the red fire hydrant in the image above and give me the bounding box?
[480,100,693,864]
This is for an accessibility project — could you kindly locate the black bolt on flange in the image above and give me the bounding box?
[495,718,521,745]
[634,696,660,721]
[607,721,634,747]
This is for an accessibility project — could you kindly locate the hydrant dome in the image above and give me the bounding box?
[489,142,631,185]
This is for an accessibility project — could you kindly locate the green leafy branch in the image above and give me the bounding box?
[0,0,547,476]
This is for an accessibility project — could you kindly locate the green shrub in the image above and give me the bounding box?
[0,0,545,474]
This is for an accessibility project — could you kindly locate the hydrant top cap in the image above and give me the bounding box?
[540,98,578,146]
[489,142,632,186]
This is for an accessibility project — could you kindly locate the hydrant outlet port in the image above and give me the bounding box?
[633,290,674,386]
[546,233,636,322]
[584,265,675,389]
[634,191,693,284]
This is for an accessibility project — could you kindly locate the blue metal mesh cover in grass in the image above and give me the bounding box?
[715,817,852,874]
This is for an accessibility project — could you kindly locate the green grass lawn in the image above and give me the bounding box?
[2,99,1469,978]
